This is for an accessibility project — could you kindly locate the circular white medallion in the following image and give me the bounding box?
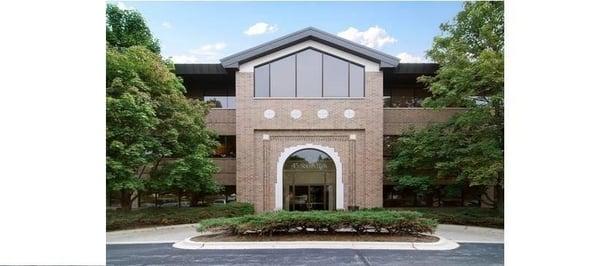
[344,109,355,119]
[317,109,329,119]
[290,109,302,119]
[263,109,275,119]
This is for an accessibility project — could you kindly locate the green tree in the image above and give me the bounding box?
[106,3,160,53]
[106,5,218,210]
[162,149,222,207]
[106,81,158,208]
[388,2,504,210]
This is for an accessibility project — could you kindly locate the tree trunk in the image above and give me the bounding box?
[190,192,201,207]
[425,193,434,207]
[461,186,465,207]
[495,184,504,215]
[119,189,132,211]
[177,190,182,208]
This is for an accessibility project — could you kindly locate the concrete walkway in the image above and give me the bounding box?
[107,224,503,244]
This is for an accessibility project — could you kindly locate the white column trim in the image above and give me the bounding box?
[275,144,344,210]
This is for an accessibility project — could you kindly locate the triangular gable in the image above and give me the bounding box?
[220,27,399,69]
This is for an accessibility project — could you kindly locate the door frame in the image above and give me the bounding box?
[275,144,344,210]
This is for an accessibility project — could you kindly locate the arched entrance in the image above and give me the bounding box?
[283,149,335,211]
[275,144,343,210]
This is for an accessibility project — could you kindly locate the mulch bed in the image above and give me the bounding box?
[191,232,439,242]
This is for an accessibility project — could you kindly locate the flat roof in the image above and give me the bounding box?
[174,64,228,75]
[174,28,440,74]
[392,63,439,74]
[174,63,439,75]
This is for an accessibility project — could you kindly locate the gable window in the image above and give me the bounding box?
[296,49,322,97]
[254,48,365,98]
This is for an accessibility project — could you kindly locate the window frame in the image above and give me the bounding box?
[203,86,236,109]
[253,47,366,98]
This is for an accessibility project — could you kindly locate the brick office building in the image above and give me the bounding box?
[175,27,473,212]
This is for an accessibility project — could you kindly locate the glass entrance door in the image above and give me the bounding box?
[289,185,327,211]
[308,185,325,210]
[283,149,336,211]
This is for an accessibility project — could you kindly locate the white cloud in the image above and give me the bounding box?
[397,52,430,63]
[190,42,226,56]
[169,54,200,64]
[169,42,227,63]
[116,2,134,10]
[244,22,278,36]
[161,21,172,29]
[337,26,397,48]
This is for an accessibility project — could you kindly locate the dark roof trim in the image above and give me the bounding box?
[174,64,228,75]
[392,63,439,74]
[220,27,399,69]
[174,63,439,75]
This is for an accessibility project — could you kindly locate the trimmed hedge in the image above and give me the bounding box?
[391,207,504,228]
[107,202,254,231]
[197,210,437,236]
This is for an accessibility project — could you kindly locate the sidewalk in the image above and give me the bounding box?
[106,223,503,244]
[107,224,197,244]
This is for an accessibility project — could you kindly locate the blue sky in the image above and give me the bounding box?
[113,1,463,63]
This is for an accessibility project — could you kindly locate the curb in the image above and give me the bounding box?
[107,223,196,234]
[108,240,179,245]
[172,234,460,250]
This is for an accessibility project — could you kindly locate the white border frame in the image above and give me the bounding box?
[275,144,344,210]
[239,40,380,72]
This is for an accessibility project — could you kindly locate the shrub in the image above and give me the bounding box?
[388,207,503,228]
[197,210,437,236]
[107,202,254,231]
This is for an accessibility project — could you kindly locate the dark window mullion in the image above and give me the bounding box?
[347,63,350,97]
[321,53,324,97]
[295,54,298,97]
[363,67,365,97]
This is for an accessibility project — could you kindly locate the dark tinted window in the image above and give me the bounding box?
[254,64,270,97]
[213,136,236,158]
[204,96,235,108]
[296,49,322,97]
[269,55,296,97]
[254,48,364,98]
[323,54,349,97]
[383,135,400,157]
[349,63,364,97]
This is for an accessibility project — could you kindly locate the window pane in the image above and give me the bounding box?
[255,64,270,97]
[226,96,235,109]
[204,96,226,108]
[413,87,432,107]
[349,64,364,97]
[296,49,322,97]
[390,87,413,107]
[270,55,296,97]
[323,54,349,97]
[383,135,399,157]
[213,136,236,158]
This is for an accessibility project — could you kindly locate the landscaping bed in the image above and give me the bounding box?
[197,210,437,237]
[392,207,504,228]
[191,231,438,242]
[106,202,254,231]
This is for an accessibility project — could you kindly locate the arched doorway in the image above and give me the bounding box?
[282,149,336,211]
[275,143,344,210]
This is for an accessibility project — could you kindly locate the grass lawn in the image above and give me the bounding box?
[106,202,254,231]
[393,207,504,228]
